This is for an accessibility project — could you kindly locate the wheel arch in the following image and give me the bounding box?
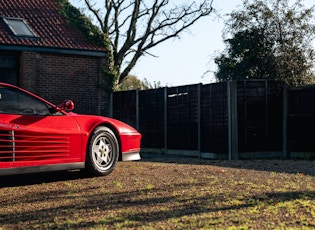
[84,124,121,176]
[87,122,122,158]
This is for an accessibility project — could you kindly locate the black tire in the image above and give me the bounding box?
[86,126,119,176]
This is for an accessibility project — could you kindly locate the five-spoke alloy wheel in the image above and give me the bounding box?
[86,126,119,176]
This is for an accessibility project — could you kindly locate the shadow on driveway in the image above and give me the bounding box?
[140,152,315,177]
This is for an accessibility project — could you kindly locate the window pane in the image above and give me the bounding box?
[3,18,36,37]
[0,87,51,115]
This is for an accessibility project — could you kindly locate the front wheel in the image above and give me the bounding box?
[86,126,119,176]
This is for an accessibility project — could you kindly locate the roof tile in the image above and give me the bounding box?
[0,0,106,52]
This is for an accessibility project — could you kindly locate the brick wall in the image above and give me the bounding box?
[19,51,109,115]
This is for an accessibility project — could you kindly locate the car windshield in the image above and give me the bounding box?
[0,86,59,116]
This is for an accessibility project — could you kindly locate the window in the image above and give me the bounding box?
[0,55,17,85]
[3,17,36,37]
[0,87,53,115]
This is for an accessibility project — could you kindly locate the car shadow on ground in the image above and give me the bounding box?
[0,170,91,188]
[1,153,314,188]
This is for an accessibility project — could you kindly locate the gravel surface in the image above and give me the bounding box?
[0,154,314,229]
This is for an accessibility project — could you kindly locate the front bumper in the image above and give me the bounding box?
[122,151,141,161]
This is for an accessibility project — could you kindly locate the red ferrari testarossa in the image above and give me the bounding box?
[0,82,141,176]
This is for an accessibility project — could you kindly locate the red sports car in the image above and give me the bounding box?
[0,82,141,176]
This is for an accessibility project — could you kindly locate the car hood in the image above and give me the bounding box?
[69,113,139,135]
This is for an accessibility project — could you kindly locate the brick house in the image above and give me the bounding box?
[0,0,109,115]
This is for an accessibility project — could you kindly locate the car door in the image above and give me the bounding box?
[0,86,82,168]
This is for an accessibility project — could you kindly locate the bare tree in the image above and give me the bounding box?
[80,0,214,88]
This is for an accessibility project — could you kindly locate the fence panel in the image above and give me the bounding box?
[288,86,315,152]
[138,88,165,148]
[237,80,283,153]
[167,85,199,150]
[200,83,228,155]
[112,90,137,128]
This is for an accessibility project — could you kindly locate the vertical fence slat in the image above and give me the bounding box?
[228,81,238,160]
[282,86,288,158]
[164,87,168,154]
[198,84,201,158]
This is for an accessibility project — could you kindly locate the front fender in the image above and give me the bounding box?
[71,115,141,160]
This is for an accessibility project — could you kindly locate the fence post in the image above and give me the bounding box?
[282,85,288,158]
[227,81,238,160]
[136,90,139,131]
[164,87,168,155]
[198,84,201,158]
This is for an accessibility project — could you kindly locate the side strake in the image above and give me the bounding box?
[0,114,82,168]
[0,126,14,167]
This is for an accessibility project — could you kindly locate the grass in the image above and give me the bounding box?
[0,157,314,229]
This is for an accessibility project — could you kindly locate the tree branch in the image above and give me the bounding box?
[82,0,214,85]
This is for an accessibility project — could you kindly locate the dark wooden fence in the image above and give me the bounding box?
[112,80,315,159]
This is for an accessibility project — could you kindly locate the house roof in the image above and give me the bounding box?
[0,0,106,53]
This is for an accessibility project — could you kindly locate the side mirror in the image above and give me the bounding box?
[62,100,74,112]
